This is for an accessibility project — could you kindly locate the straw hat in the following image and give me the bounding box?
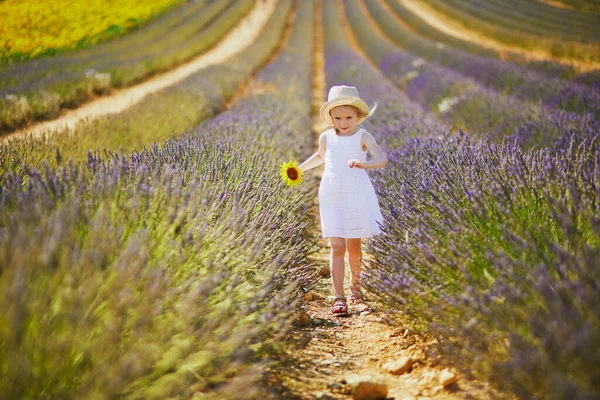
[320,85,372,125]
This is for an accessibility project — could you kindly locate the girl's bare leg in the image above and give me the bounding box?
[347,238,363,303]
[346,238,362,286]
[329,237,346,297]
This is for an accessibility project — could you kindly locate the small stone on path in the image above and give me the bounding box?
[315,391,336,399]
[346,375,388,400]
[318,266,331,277]
[439,369,458,387]
[383,356,413,375]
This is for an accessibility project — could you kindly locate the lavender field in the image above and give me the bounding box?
[1,0,599,399]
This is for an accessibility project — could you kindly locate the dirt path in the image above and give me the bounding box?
[6,0,277,143]
[263,2,500,399]
[398,0,597,72]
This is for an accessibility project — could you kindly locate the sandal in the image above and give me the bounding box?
[331,296,348,315]
[349,284,364,304]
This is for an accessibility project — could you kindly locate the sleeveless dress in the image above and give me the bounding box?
[319,128,384,238]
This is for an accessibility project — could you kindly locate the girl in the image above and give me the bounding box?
[300,85,387,315]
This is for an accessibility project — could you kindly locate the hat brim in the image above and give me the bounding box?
[320,97,370,125]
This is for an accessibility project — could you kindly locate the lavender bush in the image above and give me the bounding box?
[364,134,600,399]
[0,0,316,398]
[0,142,310,399]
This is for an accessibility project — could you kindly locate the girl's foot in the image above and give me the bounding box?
[349,284,363,304]
[331,296,348,315]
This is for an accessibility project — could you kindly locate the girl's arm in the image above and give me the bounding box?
[299,132,326,171]
[349,131,387,169]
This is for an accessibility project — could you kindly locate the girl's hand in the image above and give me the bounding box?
[348,159,363,169]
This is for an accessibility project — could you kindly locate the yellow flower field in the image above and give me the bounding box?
[0,0,182,61]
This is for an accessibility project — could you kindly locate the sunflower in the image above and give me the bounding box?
[279,159,303,187]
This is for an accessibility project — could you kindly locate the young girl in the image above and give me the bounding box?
[300,85,387,315]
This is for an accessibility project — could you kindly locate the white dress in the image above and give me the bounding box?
[319,128,384,238]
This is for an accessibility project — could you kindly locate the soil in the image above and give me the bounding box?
[262,276,499,400]
[6,0,278,142]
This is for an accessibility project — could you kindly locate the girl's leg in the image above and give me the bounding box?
[346,238,363,303]
[329,237,346,297]
[346,238,362,286]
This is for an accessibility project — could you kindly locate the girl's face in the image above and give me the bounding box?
[331,105,360,135]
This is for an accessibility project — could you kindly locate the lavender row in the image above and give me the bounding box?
[440,0,598,42]
[365,134,600,399]
[378,0,579,80]
[0,0,251,133]
[364,0,600,118]
[345,0,599,149]
[425,0,598,41]
[419,0,600,64]
[0,1,316,398]
[0,0,293,178]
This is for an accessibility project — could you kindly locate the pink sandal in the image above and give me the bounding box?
[331,296,348,315]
